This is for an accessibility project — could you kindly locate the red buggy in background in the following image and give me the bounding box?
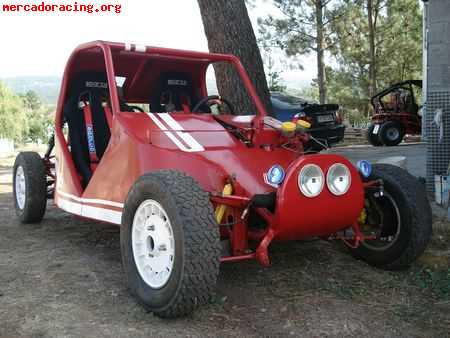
[368,80,423,146]
[13,42,431,317]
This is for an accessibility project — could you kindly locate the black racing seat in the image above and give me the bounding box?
[150,72,199,113]
[63,72,112,187]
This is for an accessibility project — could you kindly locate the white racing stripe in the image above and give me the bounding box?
[56,190,123,225]
[124,43,146,53]
[147,112,167,130]
[135,45,146,52]
[158,113,205,152]
[158,113,189,130]
[57,195,82,215]
[146,113,205,152]
[57,196,123,225]
[82,204,122,224]
[57,189,124,208]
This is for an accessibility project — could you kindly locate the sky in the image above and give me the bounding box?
[0,0,316,88]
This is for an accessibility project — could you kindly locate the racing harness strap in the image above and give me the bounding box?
[81,99,113,173]
[180,95,191,114]
[82,102,100,172]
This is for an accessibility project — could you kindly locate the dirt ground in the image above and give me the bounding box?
[1,155,449,338]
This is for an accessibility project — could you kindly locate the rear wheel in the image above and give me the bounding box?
[120,170,221,318]
[367,124,383,146]
[379,122,404,146]
[13,152,47,223]
[348,164,432,269]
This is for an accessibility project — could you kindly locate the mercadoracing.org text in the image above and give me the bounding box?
[1,1,122,14]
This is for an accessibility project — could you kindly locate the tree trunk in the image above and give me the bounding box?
[315,0,327,104]
[367,0,377,99]
[197,0,272,115]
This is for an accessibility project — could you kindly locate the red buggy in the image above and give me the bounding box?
[13,42,431,317]
[368,80,423,146]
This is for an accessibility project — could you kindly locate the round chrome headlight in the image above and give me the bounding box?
[327,163,351,196]
[266,165,286,186]
[298,164,324,198]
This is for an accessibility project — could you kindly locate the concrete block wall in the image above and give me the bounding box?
[425,0,450,192]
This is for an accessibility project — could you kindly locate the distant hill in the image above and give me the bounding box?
[2,76,218,103]
[1,76,61,104]
[1,76,306,104]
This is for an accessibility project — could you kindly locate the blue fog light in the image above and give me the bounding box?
[267,165,286,186]
[357,160,372,178]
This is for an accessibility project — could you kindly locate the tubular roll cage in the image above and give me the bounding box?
[53,41,269,197]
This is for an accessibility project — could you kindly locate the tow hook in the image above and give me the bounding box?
[364,179,384,197]
[374,187,384,198]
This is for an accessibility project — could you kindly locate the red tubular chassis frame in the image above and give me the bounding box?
[46,41,375,267]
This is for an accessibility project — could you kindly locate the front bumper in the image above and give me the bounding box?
[272,154,364,240]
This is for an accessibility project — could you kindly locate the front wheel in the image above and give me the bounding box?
[348,164,432,269]
[120,170,221,318]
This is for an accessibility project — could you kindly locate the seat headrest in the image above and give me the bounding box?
[68,72,109,100]
[150,72,195,113]
[159,72,192,90]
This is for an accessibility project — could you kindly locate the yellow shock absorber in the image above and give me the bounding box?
[358,208,367,225]
[215,183,233,224]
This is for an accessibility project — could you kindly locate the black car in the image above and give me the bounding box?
[270,92,345,151]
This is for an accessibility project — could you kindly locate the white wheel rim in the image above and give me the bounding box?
[131,199,175,289]
[15,166,26,210]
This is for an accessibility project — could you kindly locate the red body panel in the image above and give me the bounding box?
[84,113,298,201]
[69,112,364,240]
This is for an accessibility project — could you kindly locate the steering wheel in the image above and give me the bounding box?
[119,100,145,113]
[127,105,145,113]
[192,95,235,115]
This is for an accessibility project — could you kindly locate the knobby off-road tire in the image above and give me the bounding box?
[367,124,383,147]
[379,121,404,146]
[349,164,432,270]
[120,170,221,318]
[13,152,47,223]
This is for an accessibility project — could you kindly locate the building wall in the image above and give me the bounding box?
[425,0,450,192]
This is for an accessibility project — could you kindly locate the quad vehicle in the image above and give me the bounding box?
[13,42,432,318]
[271,92,345,151]
[367,80,422,146]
